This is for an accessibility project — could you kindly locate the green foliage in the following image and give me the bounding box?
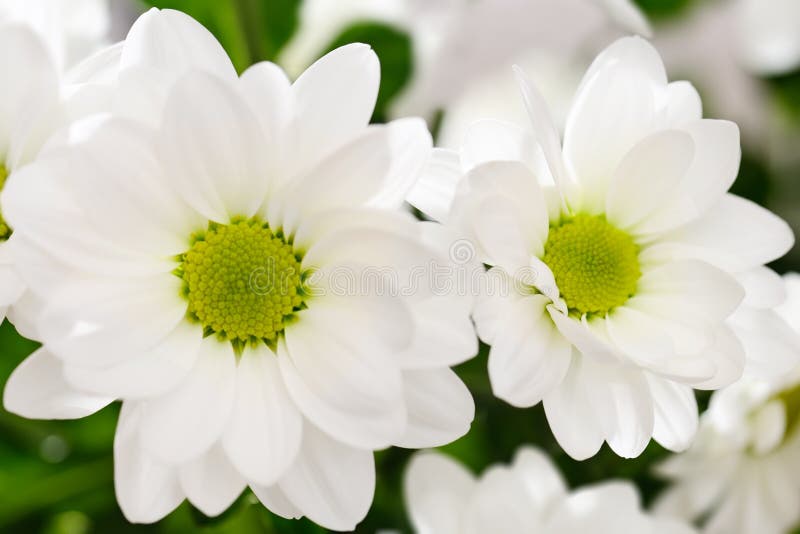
[633,0,695,20]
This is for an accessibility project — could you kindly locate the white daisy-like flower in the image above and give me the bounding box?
[654,273,800,534]
[0,0,110,72]
[1,9,477,531]
[409,36,795,459]
[404,446,696,534]
[0,19,113,332]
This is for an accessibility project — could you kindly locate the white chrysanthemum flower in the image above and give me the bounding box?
[0,0,110,72]
[654,273,800,534]
[1,9,477,531]
[404,447,696,534]
[409,36,795,460]
[0,19,113,332]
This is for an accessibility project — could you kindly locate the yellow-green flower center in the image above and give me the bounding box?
[0,165,10,241]
[176,217,305,349]
[542,214,640,316]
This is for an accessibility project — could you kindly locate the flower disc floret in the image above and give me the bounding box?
[542,214,640,316]
[177,217,305,345]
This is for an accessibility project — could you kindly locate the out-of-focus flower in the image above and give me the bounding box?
[409,36,795,460]
[0,0,110,71]
[651,0,800,147]
[404,447,697,534]
[1,9,477,532]
[655,274,800,534]
[279,0,650,140]
[0,18,116,335]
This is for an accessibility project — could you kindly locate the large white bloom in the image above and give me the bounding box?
[409,36,795,460]
[1,9,477,531]
[0,0,110,72]
[404,446,696,534]
[654,273,800,534]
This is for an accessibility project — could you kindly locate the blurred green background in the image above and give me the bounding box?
[2,0,800,532]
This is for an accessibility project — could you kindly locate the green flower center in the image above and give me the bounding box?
[0,165,10,241]
[542,214,640,316]
[176,217,306,349]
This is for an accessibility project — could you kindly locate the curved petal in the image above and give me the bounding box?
[138,338,237,463]
[606,129,695,232]
[222,346,303,486]
[277,422,375,532]
[114,402,184,523]
[285,43,380,178]
[3,348,112,419]
[644,194,794,273]
[404,451,475,534]
[393,368,474,449]
[158,71,270,221]
[179,443,246,517]
[489,295,571,408]
[62,320,203,400]
[463,465,544,534]
[543,353,605,460]
[511,447,567,509]
[406,148,464,223]
[279,295,408,449]
[646,374,698,451]
[460,119,538,173]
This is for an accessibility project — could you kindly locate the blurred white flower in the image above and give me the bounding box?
[0,0,110,72]
[279,0,650,140]
[655,274,800,534]
[651,0,800,148]
[409,36,795,460]
[0,19,117,335]
[1,9,477,532]
[404,447,697,534]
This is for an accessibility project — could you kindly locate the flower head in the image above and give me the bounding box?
[1,9,477,531]
[409,36,795,459]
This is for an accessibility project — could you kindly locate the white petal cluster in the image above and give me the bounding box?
[0,9,477,531]
[655,273,800,534]
[404,446,696,534]
[410,36,796,459]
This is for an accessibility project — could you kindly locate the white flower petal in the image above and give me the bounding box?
[691,325,746,390]
[404,451,476,534]
[286,43,380,178]
[547,307,619,364]
[179,443,246,517]
[606,129,694,231]
[460,119,538,173]
[251,484,303,520]
[62,320,203,400]
[637,120,742,235]
[39,276,187,368]
[3,348,112,419]
[463,465,544,534]
[644,194,794,273]
[222,346,303,486]
[543,353,605,460]
[158,71,270,221]
[0,24,58,160]
[737,267,785,309]
[138,338,237,463]
[489,295,571,408]
[728,306,800,382]
[406,148,463,223]
[277,124,410,236]
[663,81,702,127]
[0,263,26,306]
[277,422,375,532]
[279,296,408,449]
[114,402,184,523]
[646,374,698,451]
[393,368,474,449]
[511,447,567,510]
